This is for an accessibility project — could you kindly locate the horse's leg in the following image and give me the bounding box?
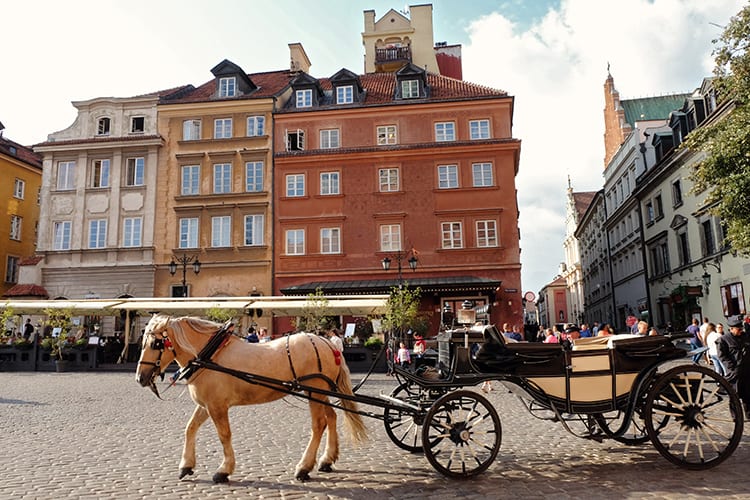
[207,404,235,484]
[317,403,339,473]
[295,397,327,481]
[180,405,209,479]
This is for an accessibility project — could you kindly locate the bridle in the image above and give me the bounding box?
[138,327,176,398]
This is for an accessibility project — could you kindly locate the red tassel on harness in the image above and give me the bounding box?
[333,349,342,366]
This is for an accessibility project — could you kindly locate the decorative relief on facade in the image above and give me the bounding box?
[51,196,74,215]
[121,192,144,211]
[86,194,110,213]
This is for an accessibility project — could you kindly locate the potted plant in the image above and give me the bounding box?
[294,288,333,334]
[43,307,74,370]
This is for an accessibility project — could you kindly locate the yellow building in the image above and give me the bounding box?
[0,124,42,297]
[154,54,296,318]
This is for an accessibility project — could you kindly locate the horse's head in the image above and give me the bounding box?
[135,314,177,398]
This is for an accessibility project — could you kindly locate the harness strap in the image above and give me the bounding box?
[307,334,323,372]
[179,321,233,382]
[285,334,298,380]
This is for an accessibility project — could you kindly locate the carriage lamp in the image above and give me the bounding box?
[170,253,202,297]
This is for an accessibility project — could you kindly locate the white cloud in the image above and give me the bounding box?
[462,0,744,294]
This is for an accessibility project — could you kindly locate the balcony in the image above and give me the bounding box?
[375,46,412,72]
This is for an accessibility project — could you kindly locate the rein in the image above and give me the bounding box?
[172,320,234,383]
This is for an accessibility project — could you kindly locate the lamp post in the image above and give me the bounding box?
[169,253,201,297]
[381,249,418,284]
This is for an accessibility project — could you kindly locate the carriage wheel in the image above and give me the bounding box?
[383,382,426,453]
[421,390,501,478]
[645,365,743,469]
[594,409,663,445]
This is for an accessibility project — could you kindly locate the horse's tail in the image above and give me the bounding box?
[336,358,369,444]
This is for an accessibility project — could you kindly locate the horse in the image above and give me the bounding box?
[135,314,368,483]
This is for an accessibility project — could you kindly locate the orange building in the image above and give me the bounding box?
[273,63,522,334]
[0,124,42,297]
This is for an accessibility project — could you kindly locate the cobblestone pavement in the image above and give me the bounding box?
[2,368,750,499]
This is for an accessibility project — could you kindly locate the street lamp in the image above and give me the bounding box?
[169,253,201,297]
[381,249,418,283]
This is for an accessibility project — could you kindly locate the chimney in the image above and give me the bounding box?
[289,42,311,74]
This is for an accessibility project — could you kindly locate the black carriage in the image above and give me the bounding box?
[379,324,744,478]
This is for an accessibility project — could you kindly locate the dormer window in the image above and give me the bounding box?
[97,117,111,136]
[131,116,145,133]
[219,77,236,98]
[401,80,420,99]
[296,89,313,108]
[336,85,353,104]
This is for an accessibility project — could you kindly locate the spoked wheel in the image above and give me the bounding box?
[645,365,744,469]
[421,390,501,478]
[383,382,427,453]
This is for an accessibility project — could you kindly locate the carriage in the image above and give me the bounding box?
[135,315,744,482]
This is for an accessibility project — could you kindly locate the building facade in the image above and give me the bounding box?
[0,125,42,297]
[562,185,596,325]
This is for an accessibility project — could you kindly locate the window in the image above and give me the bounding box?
[219,77,236,98]
[701,220,716,256]
[321,227,341,254]
[57,161,76,190]
[286,229,305,255]
[441,222,463,249]
[244,215,264,246]
[286,129,305,151]
[720,283,746,317]
[5,256,19,284]
[676,227,690,266]
[13,179,25,199]
[649,237,670,276]
[214,118,233,139]
[336,85,353,104]
[320,129,340,149]
[472,163,493,187]
[183,119,201,141]
[213,163,232,194]
[379,224,401,252]
[645,201,654,224]
[672,179,683,207]
[379,168,400,192]
[92,160,110,188]
[181,165,200,195]
[10,215,21,240]
[131,116,145,133]
[123,217,142,247]
[89,219,107,249]
[97,117,110,136]
[179,218,198,248]
[247,115,265,136]
[53,221,71,250]
[211,216,231,247]
[320,172,340,195]
[245,161,264,192]
[435,122,455,142]
[654,194,664,219]
[401,80,420,98]
[286,174,305,197]
[438,165,459,189]
[125,158,144,186]
[469,119,490,139]
[296,89,312,108]
[377,125,397,145]
[476,220,498,247]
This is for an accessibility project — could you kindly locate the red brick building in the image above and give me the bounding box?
[273,63,521,334]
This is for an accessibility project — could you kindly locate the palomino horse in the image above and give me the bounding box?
[135,314,368,483]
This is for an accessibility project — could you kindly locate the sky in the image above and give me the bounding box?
[2,0,746,296]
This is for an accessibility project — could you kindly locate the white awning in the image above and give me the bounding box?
[1,299,126,315]
[115,299,253,313]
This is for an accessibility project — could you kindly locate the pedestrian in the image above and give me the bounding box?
[686,318,703,363]
[396,342,411,368]
[327,327,344,352]
[636,320,649,336]
[717,316,750,419]
[580,323,592,338]
[246,327,259,343]
[413,333,426,356]
[23,319,35,340]
[259,327,271,343]
[706,323,724,376]
[543,328,559,343]
[592,321,600,336]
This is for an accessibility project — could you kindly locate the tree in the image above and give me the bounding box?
[381,285,423,340]
[684,5,750,253]
[294,288,332,333]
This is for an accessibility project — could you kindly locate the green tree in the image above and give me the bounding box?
[684,5,750,253]
[294,288,332,333]
[382,285,423,340]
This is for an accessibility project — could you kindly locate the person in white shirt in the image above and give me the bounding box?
[706,322,724,376]
[327,328,344,352]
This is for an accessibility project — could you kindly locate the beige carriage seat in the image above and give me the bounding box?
[572,334,641,351]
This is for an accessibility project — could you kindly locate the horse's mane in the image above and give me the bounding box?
[148,314,222,358]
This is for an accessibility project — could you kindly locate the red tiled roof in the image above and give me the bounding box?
[2,284,49,298]
[34,134,162,149]
[19,256,43,266]
[162,70,295,104]
[573,191,598,221]
[0,135,42,168]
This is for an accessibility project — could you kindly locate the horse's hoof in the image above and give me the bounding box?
[212,472,230,484]
[295,470,310,482]
[179,467,194,479]
[318,463,333,473]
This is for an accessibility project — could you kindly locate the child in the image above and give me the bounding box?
[397,342,411,368]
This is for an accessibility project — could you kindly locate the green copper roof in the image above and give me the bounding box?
[621,94,690,126]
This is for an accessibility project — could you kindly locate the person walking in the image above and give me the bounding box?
[23,319,35,340]
[717,316,750,419]
[706,323,724,376]
[327,327,344,352]
[686,318,703,363]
